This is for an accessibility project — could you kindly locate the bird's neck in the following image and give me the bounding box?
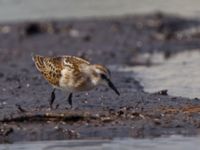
[81,64,100,86]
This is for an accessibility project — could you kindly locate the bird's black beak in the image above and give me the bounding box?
[107,79,120,96]
[101,74,120,96]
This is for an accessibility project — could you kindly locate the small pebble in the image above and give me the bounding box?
[26,83,30,88]
[69,29,80,38]
[1,26,11,34]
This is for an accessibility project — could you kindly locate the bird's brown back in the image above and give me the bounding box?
[33,55,91,88]
[33,55,63,86]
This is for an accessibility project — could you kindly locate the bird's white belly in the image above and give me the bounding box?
[59,79,95,92]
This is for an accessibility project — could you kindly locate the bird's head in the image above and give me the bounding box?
[89,64,120,96]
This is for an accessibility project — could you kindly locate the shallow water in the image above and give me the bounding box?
[111,50,200,99]
[0,136,200,150]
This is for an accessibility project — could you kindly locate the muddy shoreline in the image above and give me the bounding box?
[1,13,200,143]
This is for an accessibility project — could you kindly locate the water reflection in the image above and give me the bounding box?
[113,50,200,99]
[0,135,199,150]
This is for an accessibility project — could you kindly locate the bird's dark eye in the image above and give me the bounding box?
[100,74,109,81]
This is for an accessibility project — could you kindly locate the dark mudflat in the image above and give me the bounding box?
[1,13,200,143]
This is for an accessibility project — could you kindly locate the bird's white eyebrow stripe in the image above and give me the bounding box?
[63,59,74,68]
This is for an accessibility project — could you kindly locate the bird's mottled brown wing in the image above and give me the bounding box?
[59,56,91,90]
[62,55,90,78]
[33,55,63,86]
[63,56,90,67]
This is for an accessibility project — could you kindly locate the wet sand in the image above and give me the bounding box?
[1,13,200,143]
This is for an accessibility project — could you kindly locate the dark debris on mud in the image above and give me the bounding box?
[1,13,200,143]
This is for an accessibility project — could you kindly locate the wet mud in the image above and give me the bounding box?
[1,13,200,143]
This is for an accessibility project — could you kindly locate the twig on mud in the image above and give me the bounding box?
[139,114,146,119]
[0,112,99,123]
[15,104,26,113]
[152,89,168,96]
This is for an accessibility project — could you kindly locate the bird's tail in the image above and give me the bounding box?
[32,55,45,72]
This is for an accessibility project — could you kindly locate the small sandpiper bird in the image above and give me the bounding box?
[33,55,120,109]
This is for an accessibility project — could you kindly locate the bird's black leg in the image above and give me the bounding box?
[67,93,73,108]
[49,88,56,109]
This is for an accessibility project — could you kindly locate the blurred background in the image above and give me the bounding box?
[0,0,200,22]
